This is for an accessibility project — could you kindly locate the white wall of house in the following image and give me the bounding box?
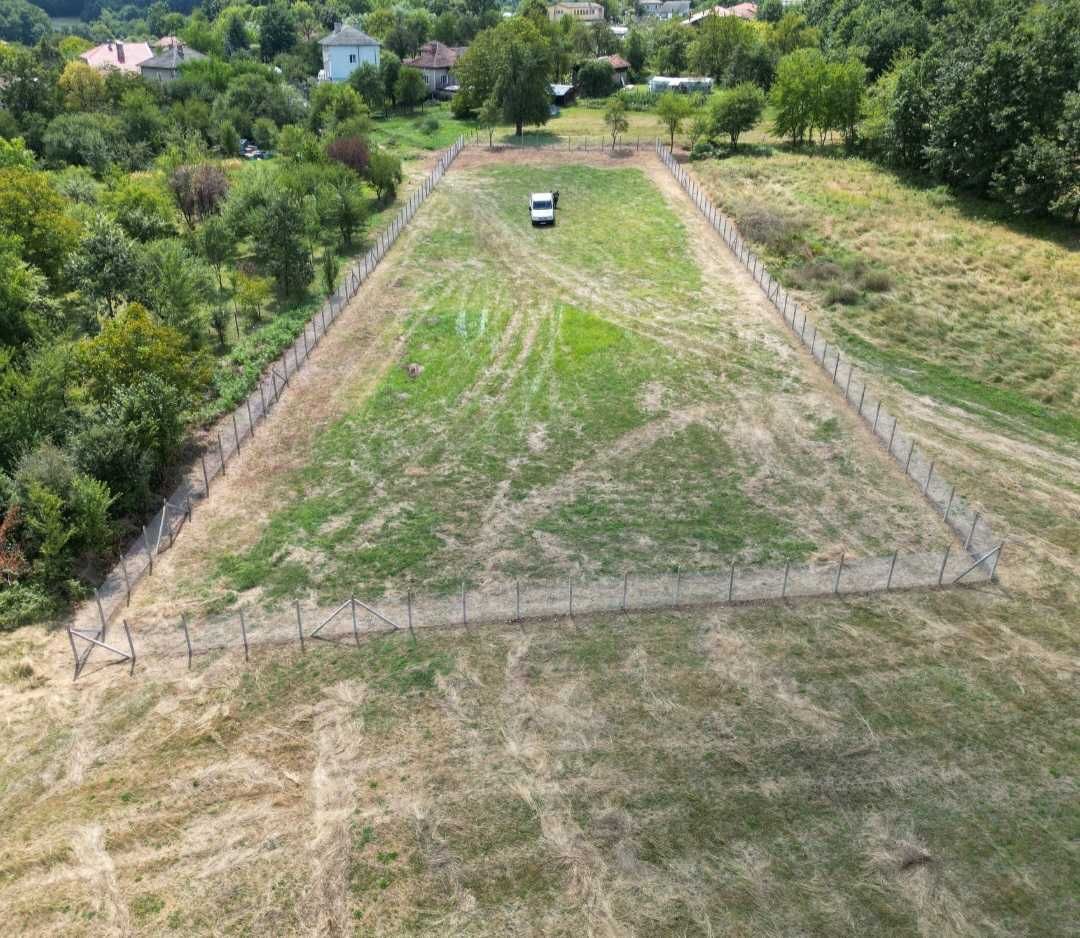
[322,43,380,82]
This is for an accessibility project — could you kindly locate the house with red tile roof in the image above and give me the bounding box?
[79,40,154,74]
[598,53,631,86]
[403,41,468,93]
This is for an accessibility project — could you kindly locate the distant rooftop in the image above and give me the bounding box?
[319,23,380,47]
[140,44,207,71]
[79,40,153,73]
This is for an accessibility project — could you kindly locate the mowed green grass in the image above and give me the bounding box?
[205,162,947,606]
[693,149,1080,443]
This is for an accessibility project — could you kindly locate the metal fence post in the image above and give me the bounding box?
[937,545,951,585]
[965,512,981,550]
[728,562,735,602]
[232,412,241,453]
[886,550,898,589]
[833,553,844,593]
[924,460,935,495]
[568,576,573,617]
[904,441,915,475]
[201,454,210,495]
[296,600,305,652]
[887,418,897,456]
[142,524,153,575]
[350,595,361,648]
[218,432,226,474]
[239,609,249,662]
[407,590,416,644]
[944,485,955,524]
[857,385,866,417]
[94,588,107,638]
[461,581,467,626]
[246,398,255,436]
[515,579,521,621]
[988,542,1003,581]
[123,620,136,675]
[674,565,681,605]
[782,561,790,598]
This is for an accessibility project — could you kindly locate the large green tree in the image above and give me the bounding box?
[455,18,552,135]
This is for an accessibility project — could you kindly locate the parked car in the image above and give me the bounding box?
[529,192,556,226]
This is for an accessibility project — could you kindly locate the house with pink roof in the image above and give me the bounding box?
[79,40,154,74]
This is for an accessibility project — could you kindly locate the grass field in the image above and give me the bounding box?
[692,148,1080,444]
[2,145,1077,936]
[131,155,953,616]
[2,583,1076,935]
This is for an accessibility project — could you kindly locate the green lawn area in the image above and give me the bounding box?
[195,161,949,607]
[691,144,1080,444]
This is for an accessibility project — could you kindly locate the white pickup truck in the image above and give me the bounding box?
[529,192,556,226]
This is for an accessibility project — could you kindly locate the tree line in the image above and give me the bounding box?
[0,31,410,624]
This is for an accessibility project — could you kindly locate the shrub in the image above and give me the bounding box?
[689,141,714,161]
[368,150,403,203]
[737,205,804,254]
[825,283,862,305]
[861,269,893,292]
[0,582,54,629]
[326,136,370,176]
[419,116,440,135]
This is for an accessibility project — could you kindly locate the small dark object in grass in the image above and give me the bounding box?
[406,363,423,378]
[898,844,933,871]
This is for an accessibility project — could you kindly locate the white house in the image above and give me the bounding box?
[318,23,381,82]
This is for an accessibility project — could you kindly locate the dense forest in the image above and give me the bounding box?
[0,0,1076,625]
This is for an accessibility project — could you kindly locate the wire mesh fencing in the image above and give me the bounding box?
[70,136,466,641]
[70,545,1002,678]
[466,132,653,153]
[654,142,1004,566]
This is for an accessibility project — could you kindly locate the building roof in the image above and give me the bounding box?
[140,44,207,71]
[403,41,465,70]
[685,3,757,25]
[599,54,631,71]
[319,24,380,47]
[79,41,154,73]
[660,1,691,12]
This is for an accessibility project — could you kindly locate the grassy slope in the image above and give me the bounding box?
[691,147,1080,444]
[200,161,946,607]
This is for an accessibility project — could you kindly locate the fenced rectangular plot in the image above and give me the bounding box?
[80,147,1000,674]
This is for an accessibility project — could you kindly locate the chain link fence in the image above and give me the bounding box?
[67,138,1006,679]
[70,545,1000,678]
[69,137,466,643]
[655,142,1003,566]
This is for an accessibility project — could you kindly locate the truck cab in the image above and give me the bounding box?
[529,192,555,226]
